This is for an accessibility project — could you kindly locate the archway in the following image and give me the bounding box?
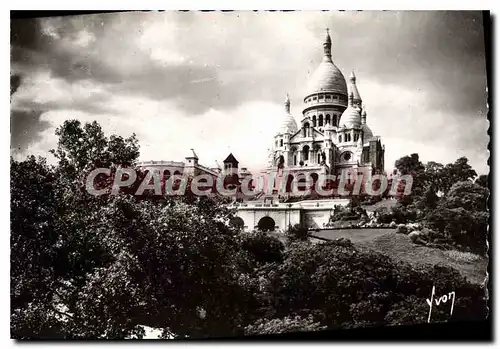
[230,216,245,230]
[257,216,276,232]
[285,174,294,193]
[302,145,310,161]
[310,173,319,193]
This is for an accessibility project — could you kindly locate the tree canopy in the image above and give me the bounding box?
[11,121,488,339]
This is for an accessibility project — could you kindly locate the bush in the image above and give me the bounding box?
[244,315,326,336]
[240,231,285,266]
[286,224,310,243]
[375,204,419,224]
[443,250,482,263]
[423,181,488,255]
[263,241,487,329]
[330,205,364,223]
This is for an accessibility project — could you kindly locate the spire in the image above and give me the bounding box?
[285,93,291,114]
[323,28,332,62]
[349,70,356,83]
[348,70,362,105]
[348,91,354,106]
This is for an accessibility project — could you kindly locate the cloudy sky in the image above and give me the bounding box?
[10,11,488,174]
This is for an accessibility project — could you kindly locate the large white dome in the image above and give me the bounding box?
[306,59,348,96]
[305,30,348,97]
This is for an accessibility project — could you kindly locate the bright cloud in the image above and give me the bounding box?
[11,11,489,175]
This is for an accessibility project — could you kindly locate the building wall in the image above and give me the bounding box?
[236,207,302,231]
[235,199,350,231]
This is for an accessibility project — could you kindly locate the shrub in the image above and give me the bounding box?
[264,241,487,329]
[240,231,285,266]
[286,224,310,243]
[443,250,482,263]
[244,315,326,336]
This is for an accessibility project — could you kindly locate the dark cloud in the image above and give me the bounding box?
[10,11,488,166]
[10,109,49,151]
[321,11,486,116]
[10,74,21,96]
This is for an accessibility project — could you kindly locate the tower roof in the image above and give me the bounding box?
[362,124,374,142]
[223,153,239,165]
[279,93,298,134]
[348,70,362,103]
[186,148,199,159]
[305,29,347,97]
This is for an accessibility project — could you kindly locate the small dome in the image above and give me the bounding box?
[340,95,362,128]
[280,113,298,134]
[278,93,298,134]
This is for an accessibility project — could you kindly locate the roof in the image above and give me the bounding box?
[279,93,298,134]
[306,59,347,96]
[362,124,374,142]
[223,153,239,164]
[348,71,362,102]
[305,30,348,97]
[186,148,199,159]
[339,93,362,128]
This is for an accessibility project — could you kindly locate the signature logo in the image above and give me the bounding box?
[426,285,456,323]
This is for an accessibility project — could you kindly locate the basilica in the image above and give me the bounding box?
[264,29,385,194]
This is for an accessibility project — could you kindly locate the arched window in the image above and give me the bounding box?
[303,145,310,161]
[317,153,321,163]
[326,114,331,125]
[303,123,310,137]
[339,135,342,143]
[312,115,317,127]
[333,115,337,126]
[294,155,297,166]
[354,133,359,142]
[280,139,283,147]
[319,115,323,127]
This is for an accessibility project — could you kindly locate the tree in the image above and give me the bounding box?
[426,181,489,254]
[439,157,477,194]
[424,161,444,192]
[394,153,426,204]
[11,120,255,339]
[475,174,489,188]
[11,156,64,338]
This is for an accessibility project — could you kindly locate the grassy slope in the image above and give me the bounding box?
[356,231,488,285]
[313,228,393,242]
